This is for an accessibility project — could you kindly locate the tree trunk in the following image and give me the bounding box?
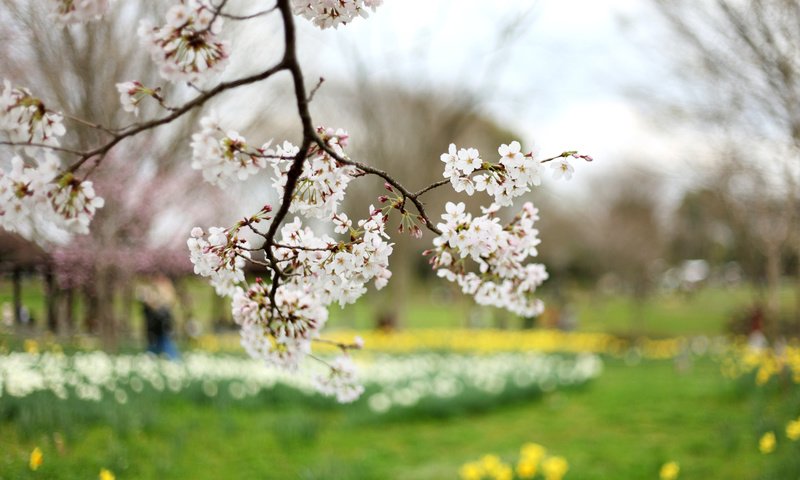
[44,266,58,333]
[83,284,99,334]
[96,269,117,349]
[765,243,782,326]
[63,288,75,334]
[11,268,22,326]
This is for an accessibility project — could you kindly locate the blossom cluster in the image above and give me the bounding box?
[313,355,364,402]
[272,127,358,219]
[291,0,384,29]
[189,113,286,186]
[188,117,389,400]
[0,80,66,150]
[48,0,109,24]
[115,81,163,117]
[138,0,229,84]
[441,141,589,207]
[0,81,104,244]
[223,206,391,397]
[188,226,251,297]
[427,201,548,317]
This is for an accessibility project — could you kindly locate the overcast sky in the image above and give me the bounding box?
[281,0,703,203]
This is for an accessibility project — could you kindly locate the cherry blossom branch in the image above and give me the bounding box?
[62,113,120,135]
[307,77,325,103]
[413,178,453,198]
[272,243,336,252]
[260,0,316,308]
[309,136,444,235]
[206,0,278,22]
[0,141,85,157]
[65,61,288,174]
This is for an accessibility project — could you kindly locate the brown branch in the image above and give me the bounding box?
[64,61,288,173]
[273,243,336,252]
[261,0,318,308]
[307,77,325,103]
[310,136,443,235]
[62,113,120,135]
[206,0,278,21]
[0,141,85,157]
[412,178,451,198]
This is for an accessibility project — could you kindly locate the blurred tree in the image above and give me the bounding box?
[0,2,227,342]
[594,170,665,330]
[669,189,732,265]
[645,0,800,320]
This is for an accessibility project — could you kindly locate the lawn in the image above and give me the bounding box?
[1,278,797,479]
[0,357,779,479]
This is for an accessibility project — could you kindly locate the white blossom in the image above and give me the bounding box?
[138,1,229,84]
[313,355,364,403]
[550,157,575,180]
[440,141,576,207]
[429,201,547,317]
[0,152,104,245]
[187,224,259,297]
[190,113,280,186]
[271,127,358,219]
[0,80,66,151]
[291,0,383,29]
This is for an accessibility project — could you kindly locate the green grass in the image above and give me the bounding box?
[326,283,798,336]
[0,358,774,479]
[572,286,798,336]
[2,279,798,478]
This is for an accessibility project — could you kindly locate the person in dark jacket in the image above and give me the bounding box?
[138,276,180,360]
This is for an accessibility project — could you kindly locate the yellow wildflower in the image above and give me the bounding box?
[520,442,546,462]
[491,463,513,480]
[542,456,569,480]
[459,461,483,480]
[481,455,502,471]
[659,461,680,480]
[516,458,538,479]
[29,447,43,471]
[99,468,116,480]
[24,339,39,354]
[787,419,800,441]
[759,432,776,454]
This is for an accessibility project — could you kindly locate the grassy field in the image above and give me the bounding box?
[1,278,798,479]
[0,358,776,480]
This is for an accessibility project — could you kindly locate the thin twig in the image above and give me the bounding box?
[0,141,85,157]
[64,61,288,174]
[307,77,325,103]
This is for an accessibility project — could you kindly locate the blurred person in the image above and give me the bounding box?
[136,275,180,360]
